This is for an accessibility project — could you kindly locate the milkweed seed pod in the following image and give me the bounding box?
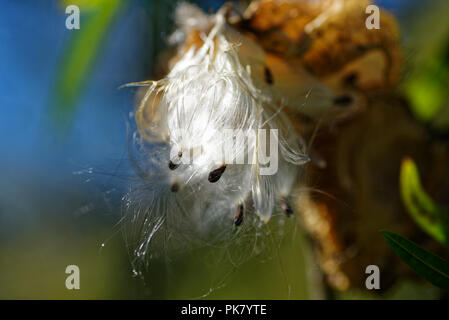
[123,3,309,276]
[123,0,447,293]
[239,0,402,121]
[239,0,449,292]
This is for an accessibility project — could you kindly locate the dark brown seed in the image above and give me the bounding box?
[169,151,183,170]
[170,182,180,192]
[264,66,274,85]
[233,203,244,226]
[168,160,179,170]
[333,94,353,107]
[208,165,226,183]
[280,197,293,217]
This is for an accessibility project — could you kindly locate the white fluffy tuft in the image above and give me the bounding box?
[124,4,309,276]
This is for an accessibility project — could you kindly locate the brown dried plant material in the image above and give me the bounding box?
[139,1,447,292]
[295,96,449,291]
[240,0,446,292]
[302,0,401,85]
[243,0,320,55]
[242,0,402,93]
[296,97,415,290]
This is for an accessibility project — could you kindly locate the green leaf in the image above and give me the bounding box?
[402,0,449,129]
[382,231,449,291]
[404,56,449,124]
[400,157,449,245]
[51,0,123,126]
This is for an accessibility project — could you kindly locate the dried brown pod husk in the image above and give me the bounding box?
[135,0,449,293]
[294,95,449,291]
[240,0,449,293]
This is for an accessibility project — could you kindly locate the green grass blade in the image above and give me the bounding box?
[400,157,449,245]
[51,0,123,125]
[382,231,449,291]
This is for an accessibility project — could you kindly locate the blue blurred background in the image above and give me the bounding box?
[0,0,445,299]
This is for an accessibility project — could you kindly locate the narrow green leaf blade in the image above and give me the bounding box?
[400,157,449,245]
[51,0,123,125]
[382,230,449,291]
